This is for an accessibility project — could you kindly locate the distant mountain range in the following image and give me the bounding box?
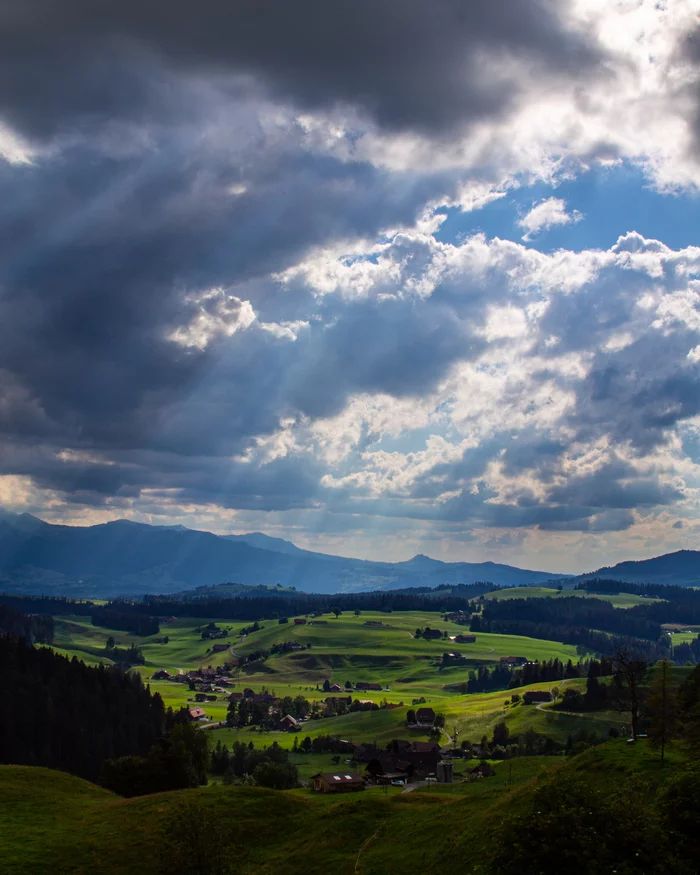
[0,510,564,598]
[0,510,696,598]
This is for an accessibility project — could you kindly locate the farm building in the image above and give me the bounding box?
[187,706,207,721]
[328,683,344,693]
[500,656,528,665]
[415,707,436,728]
[436,762,453,783]
[470,762,495,779]
[454,634,476,644]
[311,773,365,793]
[279,714,300,731]
[293,618,307,625]
[151,670,170,680]
[211,643,229,653]
[411,741,440,753]
[523,690,553,704]
[422,629,443,640]
[355,682,382,691]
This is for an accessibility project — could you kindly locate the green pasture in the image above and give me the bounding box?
[483,587,662,608]
[1,738,691,875]
[49,609,608,751]
[52,611,587,702]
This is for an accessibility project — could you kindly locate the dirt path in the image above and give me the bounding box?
[355,819,387,872]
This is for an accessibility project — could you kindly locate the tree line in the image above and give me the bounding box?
[472,596,667,659]
[0,634,172,782]
[0,601,54,644]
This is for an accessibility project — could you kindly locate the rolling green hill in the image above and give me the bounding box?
[1,739,691,875]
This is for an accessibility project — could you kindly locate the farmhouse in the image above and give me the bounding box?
[470,762,495,779]
[415,707,436,728]
[454,634,477,644]
[187,706,207,721]
[211,643,229,653]
[422,629,443,640]
[311,773,365,793]
[500,656,528,665]
[328,683,344,693]
[523,690,553,704]
[279,714,300,731]
[365,750,440,783]
[411,741,440,753]
[293,618,307,625]
[355,682,382,691]
[353,743,382,762]
[151,670,170,680]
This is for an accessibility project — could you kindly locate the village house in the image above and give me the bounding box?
[422,629,443,640]
[454,634,477,644]
[293,618,307,625]
[279,714,300,731]
[311,772,365,793]
[187,706,207,721]
[150,669,170,680]
[211,643,230,653]
[470,762,495,779]
[328,683,344,693]
[366,749,439,783]
[353,743,382,762]
[415,707,436,728]
[500,656,528,665]
[523,690,553,704]
[355,682,382,691]
[410,741,440,753]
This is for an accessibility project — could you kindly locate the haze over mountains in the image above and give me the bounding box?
[0,511,697,598]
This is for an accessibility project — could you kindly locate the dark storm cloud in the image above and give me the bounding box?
[570,334,700,451]
[0,136,460,459]
[0,0,606,140]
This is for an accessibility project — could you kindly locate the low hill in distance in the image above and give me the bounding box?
[573,550,700,588]
[0,510,564,598]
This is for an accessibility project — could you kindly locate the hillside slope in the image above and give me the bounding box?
[0,742,688,875]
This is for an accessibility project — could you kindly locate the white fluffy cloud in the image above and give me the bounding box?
[518,197,583,240]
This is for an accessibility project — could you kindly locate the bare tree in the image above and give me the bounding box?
[610,647,648,740]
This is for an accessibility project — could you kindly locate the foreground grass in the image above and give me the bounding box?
[1,740,689,875]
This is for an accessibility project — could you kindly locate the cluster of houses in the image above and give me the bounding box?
[152,666,235,691]
[310,738,497,793]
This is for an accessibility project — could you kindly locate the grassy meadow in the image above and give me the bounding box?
[0,739,690,875]
[483,586,664,608]
[47,608,632,752]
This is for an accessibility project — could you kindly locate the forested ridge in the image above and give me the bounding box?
[0,601,54,644]
[0,635,167,781]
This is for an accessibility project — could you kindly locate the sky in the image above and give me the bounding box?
[1,1,700,574]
